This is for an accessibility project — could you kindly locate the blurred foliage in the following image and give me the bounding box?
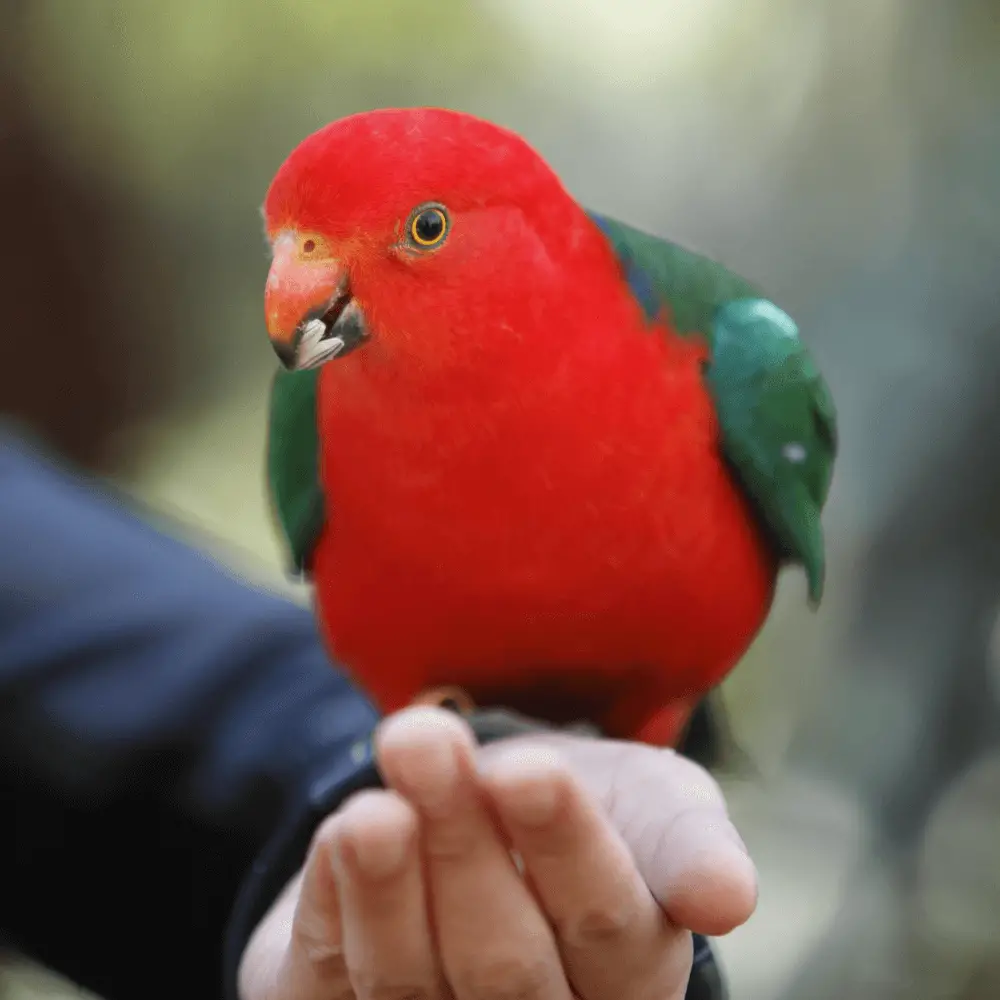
[7,0,527,422]
[19,0,519,198]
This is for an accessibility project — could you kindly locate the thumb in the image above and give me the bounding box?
[479,732,758,937]
[238,815,352,1000]
[617,753,758,937]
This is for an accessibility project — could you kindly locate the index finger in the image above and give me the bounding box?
[376,708,575,1000]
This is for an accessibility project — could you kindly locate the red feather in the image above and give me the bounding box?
[265,109,777,744]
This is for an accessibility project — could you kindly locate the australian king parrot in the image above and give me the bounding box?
[260,107,837,750]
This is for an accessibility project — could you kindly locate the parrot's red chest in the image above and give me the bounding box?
[309,319,777,744]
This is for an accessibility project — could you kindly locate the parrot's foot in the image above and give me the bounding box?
[410,685,476,715]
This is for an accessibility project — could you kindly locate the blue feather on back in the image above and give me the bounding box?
[588,211,661,322]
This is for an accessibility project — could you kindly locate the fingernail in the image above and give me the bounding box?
[506,777,560,825]
[350,826,411,879]
[489,749,566,826]
[395,736,459,809]
[330,835,348,878]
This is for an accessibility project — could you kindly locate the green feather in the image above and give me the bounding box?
[589,211,837,605]
[267,366,325,575]
[588,212,760,331]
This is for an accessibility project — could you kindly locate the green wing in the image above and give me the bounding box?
[590,212,838,605]
[267,366,326,575]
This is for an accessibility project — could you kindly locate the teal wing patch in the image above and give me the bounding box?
[705,299,837,605]
[267,366,326,575]
[588,211,838,604]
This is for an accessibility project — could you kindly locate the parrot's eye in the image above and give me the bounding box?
[406,204,449,249]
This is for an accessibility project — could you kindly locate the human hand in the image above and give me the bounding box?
[239,707,756,1000]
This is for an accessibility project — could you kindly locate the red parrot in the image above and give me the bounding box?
[261,107,837,747]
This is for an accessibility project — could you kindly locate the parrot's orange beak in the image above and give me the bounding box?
[265,234,367,371]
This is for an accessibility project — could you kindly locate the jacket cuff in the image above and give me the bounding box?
[689,932,727,1000]
[222,730,382,1000]
[223,709,727,1000]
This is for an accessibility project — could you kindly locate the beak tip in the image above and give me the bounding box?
[270,337,298,370]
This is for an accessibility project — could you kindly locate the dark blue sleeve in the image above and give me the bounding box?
[0,431,380,1000]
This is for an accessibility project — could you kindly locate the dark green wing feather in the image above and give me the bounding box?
[589,211,838,605]
[267,366,326,575]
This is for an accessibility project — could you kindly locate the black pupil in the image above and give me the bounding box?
[415,210,444,243]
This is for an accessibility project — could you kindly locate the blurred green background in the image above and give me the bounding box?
[3,1,1000,998]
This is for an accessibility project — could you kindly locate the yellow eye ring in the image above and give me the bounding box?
[407,204,449,248]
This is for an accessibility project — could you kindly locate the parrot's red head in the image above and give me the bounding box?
[262,107,611,378]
